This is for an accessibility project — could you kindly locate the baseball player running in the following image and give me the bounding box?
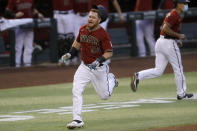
[130,0,193,100]
[61,5,118,129]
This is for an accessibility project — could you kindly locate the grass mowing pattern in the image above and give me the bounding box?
[0,72,197,131]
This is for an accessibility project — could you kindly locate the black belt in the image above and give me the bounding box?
[84,63,103,68]
[54,10,73,14]
[164,36,178,39]
[59,12,69,14]
[77,12,88,16]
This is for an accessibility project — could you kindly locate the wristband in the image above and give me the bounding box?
[96,56,106,64]
[69,47,78,57]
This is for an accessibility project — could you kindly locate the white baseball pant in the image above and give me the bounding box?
[72,62,116,121]
[54,10,75,35]
[73,13,88,38]
[138,36,186,96]
[100,18,109,30]
[136,19,155,57]
[15,28,34,67]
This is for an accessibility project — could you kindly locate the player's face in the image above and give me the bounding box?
[87,11,101,29]
[177,2,188,12]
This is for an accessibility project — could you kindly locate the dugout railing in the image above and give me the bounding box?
[9,18,58,67]
[1,8,197,66]
[0,18,58,67]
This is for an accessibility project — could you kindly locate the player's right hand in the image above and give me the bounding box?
[38,13,45,21]
[61,53,71,63]
[177,40,183,48]
[15,12,24,18]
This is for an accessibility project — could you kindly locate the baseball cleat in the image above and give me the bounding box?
[130,73,139,92]
[67,120,84,129]
[177,93,193,100]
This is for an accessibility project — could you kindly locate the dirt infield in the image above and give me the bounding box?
[0,53,197,131]
[0,53,196,89]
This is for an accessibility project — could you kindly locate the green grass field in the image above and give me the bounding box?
[0,72,197,131]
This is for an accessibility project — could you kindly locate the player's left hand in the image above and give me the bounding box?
[38,13,45,21]
[89,60,100,70]
[15,11,24,18]
[177,40,183,48]
[58,53,71,66]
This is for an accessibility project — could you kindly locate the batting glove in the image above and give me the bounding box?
[61,53,71,64]
[89,60,100,70]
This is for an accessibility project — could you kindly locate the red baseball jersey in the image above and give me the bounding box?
[74,0,89,13]
[135,0,152,11]
[52,0,73,11]
[160,9,182,36]
[89,0,114,12]
[164,0,173,9]
[76,25,113,64]
[6,0,34,18]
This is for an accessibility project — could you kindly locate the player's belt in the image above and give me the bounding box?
[76,12,88,16]
[160,35,178,40]
[83,61,103,68]
[53,10,73,14]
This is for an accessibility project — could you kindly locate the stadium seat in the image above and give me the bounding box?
[0,36,5,53]
[107,27,131,57]
[181,22,197,49]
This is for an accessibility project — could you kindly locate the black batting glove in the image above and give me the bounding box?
[89,56,106,70]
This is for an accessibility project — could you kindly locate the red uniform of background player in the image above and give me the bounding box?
[135,0,153,11]
[52,0,76,64]
[158,0,174,10]
[52,0,74,36]
[88,0,124,30]
[7,0,34,18]
[53,0,73,11]
[73,0,89,38]
[89,0,112,12]
[5,0,44,67]
[134,0,156,57]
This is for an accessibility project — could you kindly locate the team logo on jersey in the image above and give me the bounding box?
[80,35,99,45]
[80,35,101,54]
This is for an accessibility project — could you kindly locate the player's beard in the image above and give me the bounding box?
[87,21,100,30]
